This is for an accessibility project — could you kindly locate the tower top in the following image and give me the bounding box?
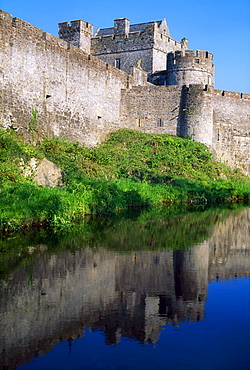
[95,18,171,37]
[157,18,170,37]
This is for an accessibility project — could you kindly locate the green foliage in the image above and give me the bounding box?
[1,204,244,280]
[0,128,250,233]
[0,129,30,185]
[28,109,38,140]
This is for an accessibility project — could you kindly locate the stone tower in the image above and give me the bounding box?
[58,20,94,54]
[180,84,214,147]
[166,49,214,87]
[89,18,187,74]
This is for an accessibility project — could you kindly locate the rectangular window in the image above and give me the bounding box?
[115,58,121,69]
[157,118,164,127]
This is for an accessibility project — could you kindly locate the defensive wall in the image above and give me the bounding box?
[120,85,250,173]
[90,17,187,74]
[212,90,250,172]
[0,10,250,174]
[0,10,148,146]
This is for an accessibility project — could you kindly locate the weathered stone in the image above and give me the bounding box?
[33,158,63,187]
[0,10,249,175]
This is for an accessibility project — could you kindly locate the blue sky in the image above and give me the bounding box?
[1,0,250,93]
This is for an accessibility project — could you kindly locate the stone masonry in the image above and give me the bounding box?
[0,10,250,174]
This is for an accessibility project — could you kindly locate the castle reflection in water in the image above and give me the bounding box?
[0,207,250,369]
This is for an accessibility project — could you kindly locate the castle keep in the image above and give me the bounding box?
[0,10,250,174]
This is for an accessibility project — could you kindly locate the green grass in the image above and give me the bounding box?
[0,128,250,233]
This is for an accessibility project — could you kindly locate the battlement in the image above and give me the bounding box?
[91,18,186,74]
[167,49,213,65]
[95,19,167,37]
[185,84,214,94]
[166,49,214,87]
[12,17,44,38]
[58,19,94,52]
[92,29,153,42]
[214,89,250,100]
[1,10,250,175]
[0,9,12,23]
[58,19,94,36]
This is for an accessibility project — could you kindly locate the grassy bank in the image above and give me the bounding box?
[1,128,250,232]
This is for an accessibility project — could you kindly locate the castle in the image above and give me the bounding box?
[0,10,250,174]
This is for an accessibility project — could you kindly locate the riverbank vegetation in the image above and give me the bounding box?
[1,128,250,233]
[1,204,246,280]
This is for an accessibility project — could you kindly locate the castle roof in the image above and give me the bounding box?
[95,18,170,37]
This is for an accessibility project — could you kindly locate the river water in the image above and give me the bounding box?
[0,205,250,370]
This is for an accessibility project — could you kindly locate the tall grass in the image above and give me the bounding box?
[0,128,250,233]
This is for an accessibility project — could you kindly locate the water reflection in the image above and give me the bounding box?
[0,206,249,369]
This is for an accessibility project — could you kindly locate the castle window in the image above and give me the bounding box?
[195,59,199,63]
[157,118,164,127]
[115,58,121,69]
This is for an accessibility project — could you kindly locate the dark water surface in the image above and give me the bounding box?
[0,206,249,370]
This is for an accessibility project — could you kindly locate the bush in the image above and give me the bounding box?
[0,128,249,233]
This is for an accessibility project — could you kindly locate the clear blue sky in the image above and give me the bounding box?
[1,0,250,93]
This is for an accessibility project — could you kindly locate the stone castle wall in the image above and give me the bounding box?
[212,90,250,172]
[0,10,250,174]
[120,85,182,135]
[91,18,186,74]
[166,50,214,86]
[180,85,214,146]
[120,85,250,174]
[58,20,94,53]
[0,10,146,146]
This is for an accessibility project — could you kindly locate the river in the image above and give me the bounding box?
[0,205,249,369]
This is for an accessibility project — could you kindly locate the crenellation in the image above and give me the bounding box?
[214,89,250,100]
[42,32,69,49]
[241,93,250,100]
[0,11,249,174]
[0,9,13,24]
[12,17,44,38]
[91,18,185,74]
[166,49,214,87]
[58,19,93,53]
